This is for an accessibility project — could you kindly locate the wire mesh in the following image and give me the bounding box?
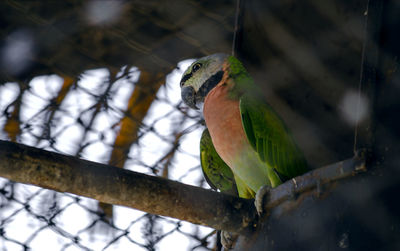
[0,64,217,251]
[1,0,393,250]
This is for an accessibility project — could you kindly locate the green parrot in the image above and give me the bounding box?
[180,53,308,210]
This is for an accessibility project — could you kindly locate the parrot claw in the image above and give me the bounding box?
[255,185,271,216]
[220,230,238,250]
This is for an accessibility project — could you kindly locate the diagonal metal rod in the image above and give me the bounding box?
[232,0,244,56]
[353,0,384,154]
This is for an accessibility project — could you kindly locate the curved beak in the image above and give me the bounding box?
[181,86,199,110]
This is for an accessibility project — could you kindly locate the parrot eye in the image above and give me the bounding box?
[192,63,202,73]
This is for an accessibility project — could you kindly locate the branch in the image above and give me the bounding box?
[0,140,256,235]
[0,140,366,235]
[261,151,367,216]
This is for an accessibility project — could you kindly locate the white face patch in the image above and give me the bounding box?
[180,54,228,92]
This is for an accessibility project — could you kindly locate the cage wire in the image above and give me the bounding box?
[0,62,218,251]
[0,0,242,249]
[0,0,383,250]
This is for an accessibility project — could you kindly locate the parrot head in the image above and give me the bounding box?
[180,53,228,109]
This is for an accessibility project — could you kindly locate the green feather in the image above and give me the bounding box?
[226,56,257,99]
[226,55,308,186]
[239,94,308,185]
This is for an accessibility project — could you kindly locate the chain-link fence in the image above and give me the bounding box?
[2,0,399,250]
[0,1,241,249]
[0,63,219,250]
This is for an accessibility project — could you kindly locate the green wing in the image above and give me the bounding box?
[239,95,308,184]
[226,55,307,184]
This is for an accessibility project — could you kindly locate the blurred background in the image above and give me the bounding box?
[0,0,399,250]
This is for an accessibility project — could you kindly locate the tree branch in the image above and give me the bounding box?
[0,140,366,235]
[261,150,367,216]
[0,140,256,235]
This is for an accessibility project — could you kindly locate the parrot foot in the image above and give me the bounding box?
[255,185,271,216]
[220,230,238,250]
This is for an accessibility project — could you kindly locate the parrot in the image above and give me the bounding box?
[181,53,308,250]
[180,53,308,209]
